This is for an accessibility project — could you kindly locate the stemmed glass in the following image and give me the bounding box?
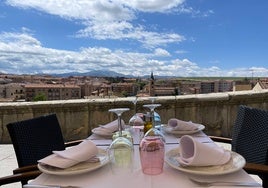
[142,104,164,140]
[108,108,134,174]
[148,97,157,104]
[131,96,138,112]
[129,96,144,127]
[140,104,165,175]
[128,96,144,144]
[148,97,161,128]
[109,108,130,138]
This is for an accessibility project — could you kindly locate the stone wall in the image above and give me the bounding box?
[1,90,268,144]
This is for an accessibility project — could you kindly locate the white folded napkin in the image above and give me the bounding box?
[168,118,199,131]
[95,119,125,134]
[38,140,99,169]
[178,135,231,166]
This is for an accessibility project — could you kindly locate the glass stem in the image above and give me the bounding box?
[118,115,123,137]
[151,109,155,128]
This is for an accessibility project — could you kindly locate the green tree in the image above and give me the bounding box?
[33,93,47,101]
[137,81,146,90]
[121,91,128,97]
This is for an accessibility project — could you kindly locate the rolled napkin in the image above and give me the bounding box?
[168,118,198,131]
[95,119,125,134]
[38,140,98,169]
[178,135,231,166]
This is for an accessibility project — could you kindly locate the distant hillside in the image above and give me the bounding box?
[54,70,129,78]
[53,70,176,79]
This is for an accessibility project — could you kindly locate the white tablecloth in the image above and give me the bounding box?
[24,128,262,188]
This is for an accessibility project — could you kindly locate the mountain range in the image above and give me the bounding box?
[53,70,175,79]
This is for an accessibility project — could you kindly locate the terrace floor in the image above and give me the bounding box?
[0,144,20,188]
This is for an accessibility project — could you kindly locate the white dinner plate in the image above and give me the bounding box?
[162,124,205,135]
[165,147,245,175]
[38,148,109,175]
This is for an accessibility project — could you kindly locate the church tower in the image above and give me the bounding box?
[149,72,155,96]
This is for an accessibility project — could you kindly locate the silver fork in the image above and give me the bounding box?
[189,177,261,187]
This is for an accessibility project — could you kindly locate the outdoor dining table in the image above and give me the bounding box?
[24,127,262,188]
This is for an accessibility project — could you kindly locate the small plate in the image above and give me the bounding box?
[38,148,109,175]
[165,147,245,175]
[162,124,205,135]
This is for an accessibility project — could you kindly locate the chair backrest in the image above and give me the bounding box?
[7,114,66,168]
[231,105,268,165]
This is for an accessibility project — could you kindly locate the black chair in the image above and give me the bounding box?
[210,105,268,187]
[0,170,41,186]
[4,113,82,186]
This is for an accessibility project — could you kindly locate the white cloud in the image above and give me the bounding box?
[154,48,170,57]
[5,0,185,48]
[77,20,134,39]
[0,31,182,76]
[77,20,185,48]
[175,4,214,18]
[175,50,188,54]
[1,30,268,77]
[123,0,185,12]
[0,31,41,47]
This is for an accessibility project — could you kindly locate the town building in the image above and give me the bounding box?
[0,73,266,101]
[0,83,25,101]
[24,84,81,101]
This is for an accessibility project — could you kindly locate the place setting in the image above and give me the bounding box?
[159,117,213,145]
[162,118,205,135]
[165,135,246,176]
[91,119,125,138]
[37,139,110,176]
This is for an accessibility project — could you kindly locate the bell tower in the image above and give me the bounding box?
[149,72,155,96]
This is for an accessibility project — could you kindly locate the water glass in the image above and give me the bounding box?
[139,136,165,175]
[108,136,134,175]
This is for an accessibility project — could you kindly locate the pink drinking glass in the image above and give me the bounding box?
[139,136,165,175]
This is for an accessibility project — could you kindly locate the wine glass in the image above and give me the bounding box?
[148,97,157,104]
[148,97,161,128]
[131,96,138,112]
[109,108,130,137]
[142,104,164,140]
[128,96,144,144]
[129,96,144,127]
[108,108,134,174]
[140,104,165,175]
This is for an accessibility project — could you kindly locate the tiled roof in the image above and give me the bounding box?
[24,84,80,89]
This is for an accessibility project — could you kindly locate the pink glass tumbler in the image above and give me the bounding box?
[139,136,165,175]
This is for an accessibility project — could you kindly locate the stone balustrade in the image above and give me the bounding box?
[1,90,268,144]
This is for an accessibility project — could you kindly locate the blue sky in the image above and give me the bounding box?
[0,0,268,77]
